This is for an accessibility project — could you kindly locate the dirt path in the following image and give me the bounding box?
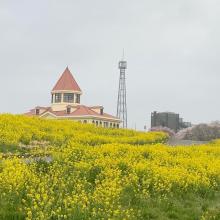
[167,137,208,146]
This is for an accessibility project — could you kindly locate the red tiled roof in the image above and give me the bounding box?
[102,112,119,119]
[52,67,81,92]
[25,105,120,121]
[53,105,118,119]
[72,105,100,116]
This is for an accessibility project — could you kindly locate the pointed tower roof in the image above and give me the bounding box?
[52,67,82,92]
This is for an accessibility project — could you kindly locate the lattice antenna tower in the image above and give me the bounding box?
[117,51,127,128]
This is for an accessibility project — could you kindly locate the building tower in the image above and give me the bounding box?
[51,67,82,111]
[117,57,127,128]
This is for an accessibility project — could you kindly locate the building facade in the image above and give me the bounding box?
[151,111,191,132]
[25,67,121,128]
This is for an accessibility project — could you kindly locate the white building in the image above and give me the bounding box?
[25,67,121,128]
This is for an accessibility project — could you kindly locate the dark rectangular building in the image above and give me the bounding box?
[151,111,191,132]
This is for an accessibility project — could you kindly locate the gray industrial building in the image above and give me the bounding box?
[151,111,191,132]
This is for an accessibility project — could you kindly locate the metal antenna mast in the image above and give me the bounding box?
[117,53,127,128]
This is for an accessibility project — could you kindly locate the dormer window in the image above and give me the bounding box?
[55,93,62,103]
[36,108,40,115]
[100,108,103,115]
[64,93,74,103]
[67,107,71,114]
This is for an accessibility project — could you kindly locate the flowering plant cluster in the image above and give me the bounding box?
[0,115,219,219]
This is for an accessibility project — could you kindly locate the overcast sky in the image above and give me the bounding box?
[1,0,220,130]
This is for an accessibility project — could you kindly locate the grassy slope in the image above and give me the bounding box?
[0,115,220,219]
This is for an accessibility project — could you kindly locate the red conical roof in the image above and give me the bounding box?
[52,67,81,92]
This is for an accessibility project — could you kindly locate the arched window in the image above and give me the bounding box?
[83,120,87,124]
[96,121,99,126]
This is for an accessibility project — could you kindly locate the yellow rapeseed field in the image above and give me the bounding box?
[0,115,220,219]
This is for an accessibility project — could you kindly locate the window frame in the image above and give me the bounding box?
[36,109,40,115]
[54,93,62,103]
[76,94,80,104]
[67,107,71,114]
[63,93,74,103]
